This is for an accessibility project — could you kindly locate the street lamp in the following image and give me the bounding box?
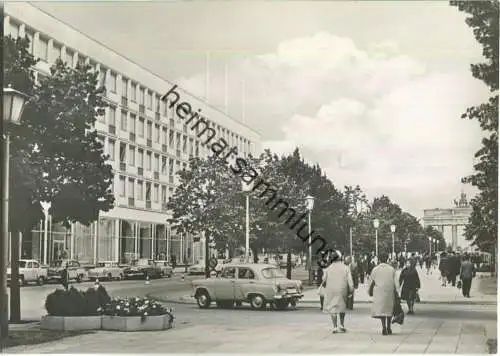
[305,195,315,285]
[1,85,29,341]
[373,219,380,259]
[41,201,52,265]
[390,224,396,258]
[242,181,252,263]
[428,236,432,254]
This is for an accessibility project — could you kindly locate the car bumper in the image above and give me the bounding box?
[88,272,105,279]
[124,271,144,277]
[273,293,304,300]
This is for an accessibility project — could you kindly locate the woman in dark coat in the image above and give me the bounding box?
[399,258,421,315]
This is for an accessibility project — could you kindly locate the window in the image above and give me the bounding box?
[129,114,136,133]
[139,88,145,105]
[238,267,255,279]
[168,158,174,175]
[119,143,126,163]
[175,161,180,175]
[99,68,107,88]
[38,36,48,61]
[154,154,160,172]
[153,184,159,202]
[137,181,143,200]
[146,121,152,140]
[176,133,181,149]
[52,43,62,60]
[9,22,19,38]
[128,178,135,198]
[155,95,160,112]
[162,128,168,145]
[182,135,187,153]
[119,176,126,196]
[65,49,73,66]
[138,118,145,137]
[145,182,151,201]
[146,152,152,171]
[161,156,167,174]
[138,149,144,168]
[168,187,174,201]
[147,91,153,109]
[108,107,116,126]
[25,31,34,54]
[121,111,127,131]
[155,125,160,143]
[108,139,115,161]
[169,131,174,147]
[109,72,117,93]
[128,146,135,166]
[163,100,168,116]
[122,77,128,98]
[131,83,137,102]
[221,267,236,279]
[161,186,167,203]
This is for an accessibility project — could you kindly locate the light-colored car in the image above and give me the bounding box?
[7,259,48,286]
[191,263,303,310]
[88,261,124,281]
[123,259,163,279]
[154,260,173,277]
[47,259,86,283]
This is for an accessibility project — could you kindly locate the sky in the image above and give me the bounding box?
[32,1,488,229]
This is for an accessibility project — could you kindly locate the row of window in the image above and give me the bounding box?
[117,175,174,204]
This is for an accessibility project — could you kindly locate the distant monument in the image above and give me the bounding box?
[423,191,472,250]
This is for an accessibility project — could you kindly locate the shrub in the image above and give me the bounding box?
[44,285,111,316]
[100,297,174,322]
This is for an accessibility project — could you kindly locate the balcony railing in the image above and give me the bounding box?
[121,96,128,107]
[162,144,167,153]
[138,167,143,176]
[146,200,151,209]
[108,125,116,135]
[139,105,145,114]
[120,162,126,171]
[128,197,135,207]
[129,132,136,142]
[154,172,159,180]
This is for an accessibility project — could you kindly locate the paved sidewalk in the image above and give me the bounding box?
[6,312,495,353]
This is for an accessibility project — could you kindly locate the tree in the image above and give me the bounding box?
[4,35,115,322]
[451,1,498,252]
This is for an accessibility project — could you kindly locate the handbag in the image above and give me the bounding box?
[415,291,421,303]
[346,294,354,310]
[392,290,404,325]
[368,280,375,297]
[457,280,462,289]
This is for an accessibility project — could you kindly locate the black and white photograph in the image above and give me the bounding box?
[1,0,497,353]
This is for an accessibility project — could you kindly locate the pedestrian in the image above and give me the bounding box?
[317,263,325,310]
[321,250,354,333]
[399,258,421,315]
[369,252,398,335]
[425,253,432,275]
[60,264,70,291]
[460,254,476,298]
[357,256,365,284]
[344,255,359,310]
[448,252,461,287]
[439,252,448,286]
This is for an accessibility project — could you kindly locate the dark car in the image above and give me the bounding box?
[123,259,162,280]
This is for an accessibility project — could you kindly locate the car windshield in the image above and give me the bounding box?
[261,267,286,279]
[97,263,112,267]
[7,261,27,268]
[50,260,64,267]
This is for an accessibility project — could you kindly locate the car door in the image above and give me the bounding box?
[68,261,78,279]
[32,261,41,280]
[214,266,236,301]
[234,267,256,301]
[24,261,33,281]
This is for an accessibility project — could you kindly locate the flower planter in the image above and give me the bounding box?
[40,315,102,331]
[101,314,174,331]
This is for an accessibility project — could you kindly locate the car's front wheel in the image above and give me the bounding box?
[249,294,266,310]
[196,290,211,309]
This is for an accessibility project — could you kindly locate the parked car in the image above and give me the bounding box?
[88,261,124,281]
[47,259,86,283]
[123,259,162,279]
[277,254,298,269]
[188,259,224,275]
[7,259,48,286]
[154,260,173,277]
[191,263,303,310]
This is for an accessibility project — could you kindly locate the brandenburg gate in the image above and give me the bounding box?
[423,193,472,250]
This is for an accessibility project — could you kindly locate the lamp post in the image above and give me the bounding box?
[242,181,252,263]
[41,201,52,265]
[305,195,315,285]
[1,85,29,341]
[428,236,432,254]
[373,219,379,259]
[390,224,396,258]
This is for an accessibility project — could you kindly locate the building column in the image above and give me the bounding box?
[93,218,99,264]
[166,225,170,262]
[151,224,155,259]
[114,219,120,263]
[451,225,458,251]
[70,223,75,260]
[134,222,139,259]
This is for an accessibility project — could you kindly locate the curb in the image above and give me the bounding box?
[149,294,497,307]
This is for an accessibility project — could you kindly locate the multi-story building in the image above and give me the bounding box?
[4,3,261,266]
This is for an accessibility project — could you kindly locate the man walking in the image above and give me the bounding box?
[448,252,461,287]
[439,252,449,286]
[460,254,476,298]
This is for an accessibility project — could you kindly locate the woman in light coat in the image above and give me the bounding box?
[322,250,354,333]
[369,252,398,335]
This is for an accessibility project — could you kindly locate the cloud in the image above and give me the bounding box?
[175,31,488,216]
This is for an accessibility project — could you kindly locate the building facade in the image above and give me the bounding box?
[4,3,261,266]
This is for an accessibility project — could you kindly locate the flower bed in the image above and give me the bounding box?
[41,285,111,331]
[100,297,174,331]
